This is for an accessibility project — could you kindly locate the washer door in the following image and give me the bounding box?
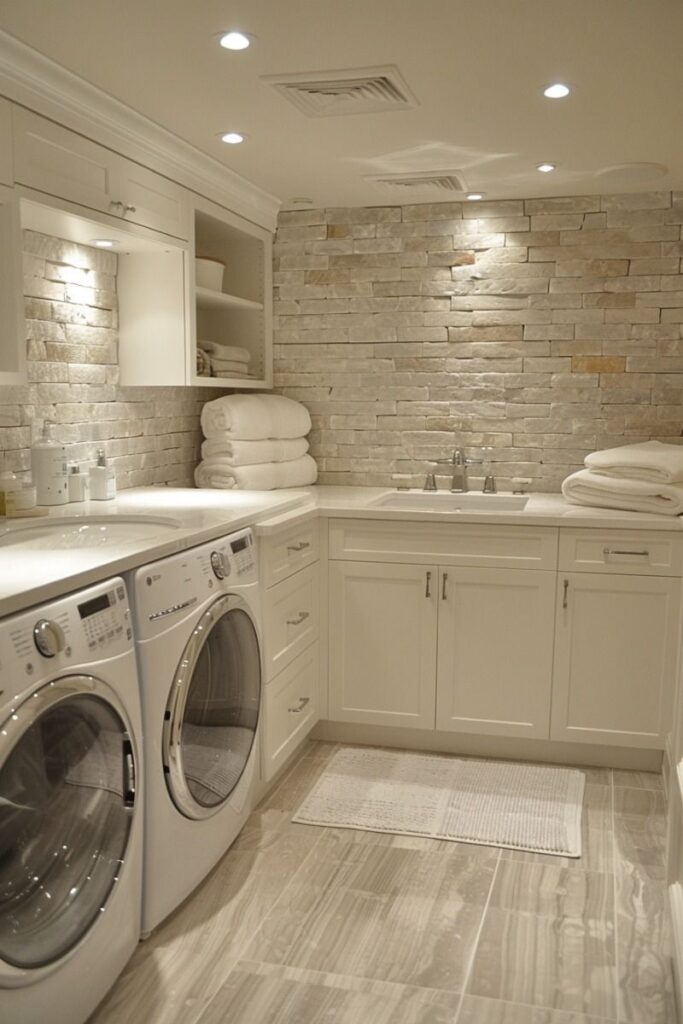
[164,594,261,820]
[0,676,136,978]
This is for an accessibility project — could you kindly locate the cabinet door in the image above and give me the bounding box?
[0,187,25,384]
[0,99,13,186]
[436,567,555,739]
[115,158,189,240]
[329,561,437,728]
[551,572,680,748]
[13,107,117,214]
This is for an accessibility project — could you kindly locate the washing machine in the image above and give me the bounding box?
[0,577,143,1024]
[130,527,261,935]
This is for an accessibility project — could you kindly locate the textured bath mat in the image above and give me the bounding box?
[293,746,585,857]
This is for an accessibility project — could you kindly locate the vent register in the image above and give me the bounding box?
[263,66,468,196]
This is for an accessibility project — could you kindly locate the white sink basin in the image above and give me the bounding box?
[0,515,183,550]
[371,491,530,512]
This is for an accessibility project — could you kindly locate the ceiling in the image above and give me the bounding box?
[0,0,681,210]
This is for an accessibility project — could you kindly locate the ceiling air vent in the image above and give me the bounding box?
[261,65,418,117]
[364,171,468,195]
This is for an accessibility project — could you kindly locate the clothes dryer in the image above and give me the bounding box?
[130,527,261,935]
[0,577,142,1024]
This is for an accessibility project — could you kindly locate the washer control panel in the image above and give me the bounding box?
[0,577,133,697]
[133,528,258,640]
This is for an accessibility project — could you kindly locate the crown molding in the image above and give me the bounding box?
[0,30,281,230]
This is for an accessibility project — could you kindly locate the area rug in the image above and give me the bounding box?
[292,746,585,857]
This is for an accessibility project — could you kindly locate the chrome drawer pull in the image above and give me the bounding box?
[442,572,448,600]
[287,541,311,552]
[288,697,310,714]
[425,571,432,598]
[287,611,310,626]
[603,547,650,558]
[563,579,569,609]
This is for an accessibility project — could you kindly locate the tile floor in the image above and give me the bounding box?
[90,742,675,1024]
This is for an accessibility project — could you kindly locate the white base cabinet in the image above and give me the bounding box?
[327,519,683,752]
[436,567,556,739]
[329,561,437,729]
[551,571,681,748]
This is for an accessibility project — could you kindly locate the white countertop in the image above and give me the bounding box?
[2,484,681,617]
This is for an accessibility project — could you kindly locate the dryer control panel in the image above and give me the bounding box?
[0,577,134,699]
[133,528,258,640]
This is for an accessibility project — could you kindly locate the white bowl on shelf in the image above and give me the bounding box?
[195,257,225,291]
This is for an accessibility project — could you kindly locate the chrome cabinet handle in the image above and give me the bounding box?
[109,199,124,211]
[603,547,649,558]
[287,611,310,626]
[287,541,310,552]
[425,571,432,598]
[442,572,448,600]
[563,579,569,609]
[288,697,310,714]
[124,204,137,213]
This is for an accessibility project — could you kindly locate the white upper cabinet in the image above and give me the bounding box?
[0,99,13,186]
[0,186,25,385]
[190,196,273,389]
[12,108,189,240]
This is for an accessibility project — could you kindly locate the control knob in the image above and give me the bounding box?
[210,551,230,580]
[33,619,66,658]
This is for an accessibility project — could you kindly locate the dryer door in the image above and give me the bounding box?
[164,593,261,820]
[0,676,137,979]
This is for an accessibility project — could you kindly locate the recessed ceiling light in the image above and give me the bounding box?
[219,31,251,50]
[466,193,484,201]
[91,239,116,248]
[536,162,557,173]
[221,132,246,145]
[543,83,570,99]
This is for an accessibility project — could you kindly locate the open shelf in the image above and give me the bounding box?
[195,286,264,312]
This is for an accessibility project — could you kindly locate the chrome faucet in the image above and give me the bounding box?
[432,448,482,493]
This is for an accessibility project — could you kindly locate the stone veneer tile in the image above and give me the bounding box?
[272,193,683,489]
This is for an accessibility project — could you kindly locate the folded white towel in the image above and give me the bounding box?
[201,437,309,466]
[194,454,318,490]
[213,370,256,378]
[201,394,312,440]
[198,342,251,362]
[210,359,254,374]
[585,441,683,484]
[562,468,683,516]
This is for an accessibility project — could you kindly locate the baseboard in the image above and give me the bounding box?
[312,720,664,771]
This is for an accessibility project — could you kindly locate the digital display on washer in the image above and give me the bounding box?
[230,536,249,554]
[78,593,112,619]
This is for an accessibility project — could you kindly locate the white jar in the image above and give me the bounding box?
[31,420,68,506]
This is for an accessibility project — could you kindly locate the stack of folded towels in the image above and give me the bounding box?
[194,393,318,490]
[197,342,253,379]
[562,441,683,516]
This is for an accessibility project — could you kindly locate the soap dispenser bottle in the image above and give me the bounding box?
[89,449,117,500]
[31,420,68,505]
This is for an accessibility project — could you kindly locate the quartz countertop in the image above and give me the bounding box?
[2,484,681,617]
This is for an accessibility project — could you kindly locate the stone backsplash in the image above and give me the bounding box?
[0,230,219,489]
[272,192,683,491]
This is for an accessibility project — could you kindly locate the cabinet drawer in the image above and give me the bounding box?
[262,520,319,587]
[559,529,683,577]
[0,99,13,186]
[329,519,558,570]
[262,642,319,781]
[263,563,319,679]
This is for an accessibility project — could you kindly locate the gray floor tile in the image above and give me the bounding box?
[490,860,614,920]
[195,961,462,1024]
[457,994,617,1023]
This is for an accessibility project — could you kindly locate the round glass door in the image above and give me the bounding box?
[164,595,261,819]
[0,678,136,970]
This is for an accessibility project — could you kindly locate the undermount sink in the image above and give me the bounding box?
[0,515,183,550]
[371,491,530,512]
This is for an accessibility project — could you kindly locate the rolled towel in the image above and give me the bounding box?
[201,437,309,465]
[198,342,251,362]
[201,394,312,440]
[585,440,683,484]
[194,454,318,490]
[562,468,683,516]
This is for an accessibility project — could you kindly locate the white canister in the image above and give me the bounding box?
[31,420,68,506]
